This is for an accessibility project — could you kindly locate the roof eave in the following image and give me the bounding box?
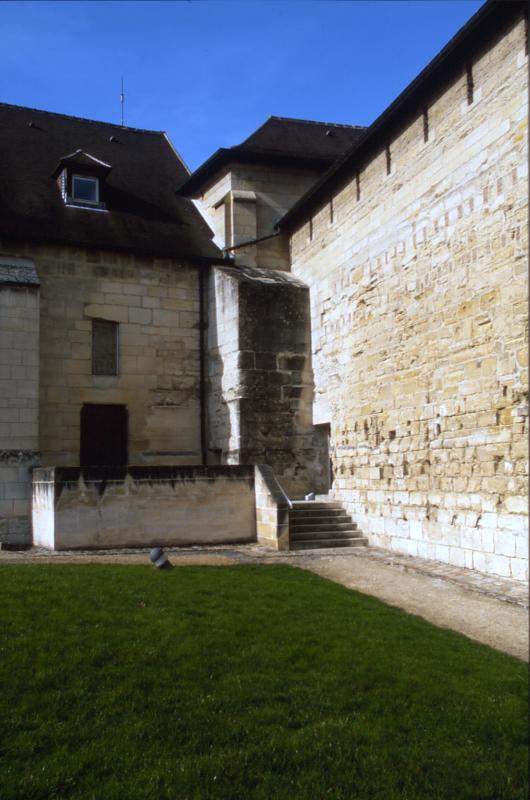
[0,228,227,266]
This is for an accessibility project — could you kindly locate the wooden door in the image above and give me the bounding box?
[80,404,128,467]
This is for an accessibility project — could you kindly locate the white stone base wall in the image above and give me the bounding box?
[32,466,257,550]
[331,487,528,581]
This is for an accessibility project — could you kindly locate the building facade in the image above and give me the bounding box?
[0,1,528,581]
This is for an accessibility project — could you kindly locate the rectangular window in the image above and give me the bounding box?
[329,196,334,224]
[386,145,392,175]
[72,175,99,204]
[92,319,118,376]
[355,171,361,201]
[309,216,313,241]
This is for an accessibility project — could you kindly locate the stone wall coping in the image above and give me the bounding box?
[32,464,256,486]
[255,463,292,509]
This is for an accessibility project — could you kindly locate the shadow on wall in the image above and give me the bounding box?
[206,268,234,465]
[206,264,322,499]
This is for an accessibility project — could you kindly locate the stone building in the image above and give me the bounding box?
[0,0,528,581]
[0,105,226,546]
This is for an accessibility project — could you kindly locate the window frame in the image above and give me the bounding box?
[72,174,100,206]
[91,318,119,377]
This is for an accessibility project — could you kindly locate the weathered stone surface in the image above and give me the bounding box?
[288,16,528,581]
[196,162,322,268]
[0,242,203,468]
[207,265,316,497]
[0,274,40,544]
[32,465,256,550]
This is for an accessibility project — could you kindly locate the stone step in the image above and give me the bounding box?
[291,528,362,541]
[290,508,347,519]
[290,512,352,522]
[290,501,344,510]
[291,536,368,550]
[291,521,358,533]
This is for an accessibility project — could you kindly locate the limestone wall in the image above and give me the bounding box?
[32,465,256,550]
[254,464,291,550]
[1,241,203,468]
[0,278,40,544]
[289,15,528,579]
[196,163,321,268]
[207,264,315,497]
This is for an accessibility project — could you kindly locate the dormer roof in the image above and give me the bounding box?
[51,149,112,179]
[0,103,223,262]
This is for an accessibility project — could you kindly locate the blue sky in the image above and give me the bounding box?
[1,0,484,171]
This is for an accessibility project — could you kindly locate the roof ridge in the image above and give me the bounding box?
[0,101,164,135]
[269,115,366,130]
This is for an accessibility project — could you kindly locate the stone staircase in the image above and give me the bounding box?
[289,500,368,550]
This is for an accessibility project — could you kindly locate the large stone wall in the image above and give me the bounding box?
[207,264,315,497]
[0,272,40,544]
[288,15,528,579]
[32,465,256,550]
[1,241,203,468]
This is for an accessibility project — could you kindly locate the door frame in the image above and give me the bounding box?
[80,403,129,468]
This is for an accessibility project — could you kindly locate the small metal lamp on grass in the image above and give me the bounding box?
[149,547,173,569]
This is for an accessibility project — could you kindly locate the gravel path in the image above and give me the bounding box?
[294,553,528,662]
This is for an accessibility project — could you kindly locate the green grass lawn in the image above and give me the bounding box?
[0,564,527,800]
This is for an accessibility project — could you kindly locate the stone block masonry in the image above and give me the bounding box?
[288,15,528,580]
[0,274,40,545]
[0,241,204,468]
[254,463,291,550]
[196,163,323,269]
[207,264,317,498]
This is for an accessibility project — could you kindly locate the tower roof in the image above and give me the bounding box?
[177,116,365,197]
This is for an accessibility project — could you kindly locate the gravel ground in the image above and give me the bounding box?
[295,553,528,662]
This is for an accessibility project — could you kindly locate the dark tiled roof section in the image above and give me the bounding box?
[0,260,39,287]
[278,0,527,232]
[239,117,365,161]
[177,116,365,197]
[0,103,223,262]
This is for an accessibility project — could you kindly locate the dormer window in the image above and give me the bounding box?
[52,149,111,211]
[72,174,99,205]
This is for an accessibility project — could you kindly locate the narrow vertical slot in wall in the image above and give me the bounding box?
[423,108,429,142]
[466,61,474,105]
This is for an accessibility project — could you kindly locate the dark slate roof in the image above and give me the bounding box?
[278,0,526,232]
[177,116,365,197]
[0,103,224,262]
[239,117,365,160]
[0,257,39,287]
